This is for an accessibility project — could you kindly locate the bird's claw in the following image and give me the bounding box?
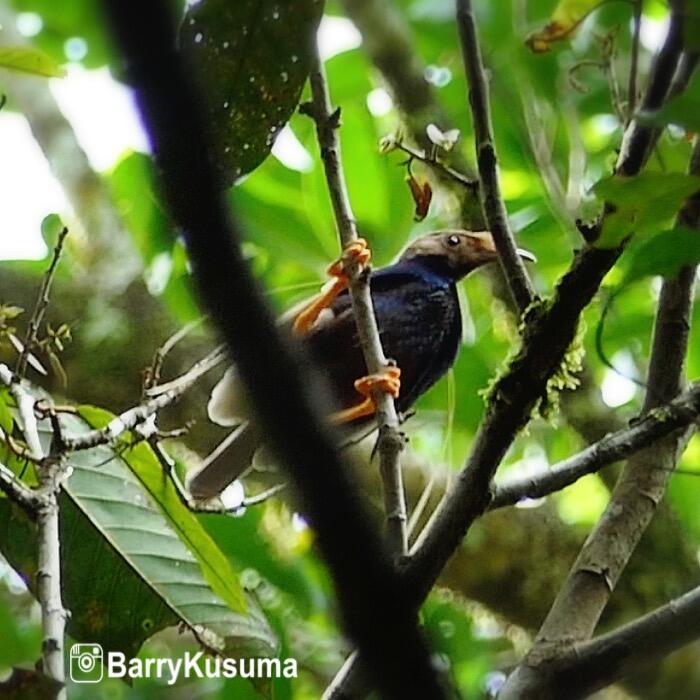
[293,238,371,335]
[353,366,401,399]
[326,238,371,279]
[331,366,401,424]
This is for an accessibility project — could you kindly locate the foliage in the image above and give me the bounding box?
[1,0,700,697]
[180,0,325,185]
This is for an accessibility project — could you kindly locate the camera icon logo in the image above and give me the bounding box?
[69,643,103,683]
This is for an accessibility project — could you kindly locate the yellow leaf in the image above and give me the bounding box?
[526,0,602,53]
[0,46,65,78]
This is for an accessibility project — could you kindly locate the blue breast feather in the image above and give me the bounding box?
[305,258,463,415]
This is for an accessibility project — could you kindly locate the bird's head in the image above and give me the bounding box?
[400,230,535,280]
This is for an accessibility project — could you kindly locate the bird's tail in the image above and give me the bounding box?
[187,422,261,500]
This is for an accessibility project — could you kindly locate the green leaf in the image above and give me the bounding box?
[594,172,700,248]
[0,389,14,435]
[0,496,175,658]
[108,152,174,265]
[77,405,248,615]
[640,73,700,133]
[623,227,700,285]
[0,46,65,78]
[40,214,66,251]
[180,0,325,185]
[0,400,276,658]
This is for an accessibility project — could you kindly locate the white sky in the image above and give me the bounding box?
[0,16,360,261]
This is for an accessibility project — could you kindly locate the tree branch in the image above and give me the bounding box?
[326,7,689,695]
[305,51,408,557]
[0,367,67,697]
[501,133,700,700]
[62,348,224,451]
[100,2,446,698]
[616,9,685,176]
[456,0,536,311]
[407,0,687,611]
[490,381,700,509]
[0,459,39,514]
[505,583,700,699]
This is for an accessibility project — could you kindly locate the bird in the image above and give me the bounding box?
[188,230,535,500]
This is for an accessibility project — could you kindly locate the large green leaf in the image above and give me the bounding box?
[623,227,700,285]
[0,403,277,659]
[0,495,175,658]
[594,172,700,248]
[180,0,325,185]
[76,406,248,615]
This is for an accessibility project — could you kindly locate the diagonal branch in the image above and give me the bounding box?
[456,0,536,311]
[99,2,447,698]
[490,381,700,510]
[510,583,700,699]
[501,137,700,700]
[305,51,408,557]
[406,0,688,611]
[326,7,689,696]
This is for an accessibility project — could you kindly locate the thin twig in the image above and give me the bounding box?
[144,346,225,398]
[0,459,38,513]
[15,227,68,378]
[59,347,222,453]
[456,0,536,312]
[143,317,206,393]
[64,371,200,451]
[9,384,42,460]
[149,435,286,513]
[339,0,485,229]
[305,50,408,557]
[388,139,478,190]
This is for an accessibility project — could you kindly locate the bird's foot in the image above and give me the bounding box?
[293,238,371,335]
[331,366,401,424]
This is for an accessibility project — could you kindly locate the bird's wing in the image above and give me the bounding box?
[207,366,251,426]
[208,266,424,426]
[208,285,350,426]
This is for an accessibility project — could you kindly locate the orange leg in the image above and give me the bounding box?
[332,366,401,424]
[293,238,371,335]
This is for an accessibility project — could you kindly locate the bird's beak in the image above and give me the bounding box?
[517,248,537,263]
[470,232,536,263]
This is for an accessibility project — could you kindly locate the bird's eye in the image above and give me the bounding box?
[446,234,461,247]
